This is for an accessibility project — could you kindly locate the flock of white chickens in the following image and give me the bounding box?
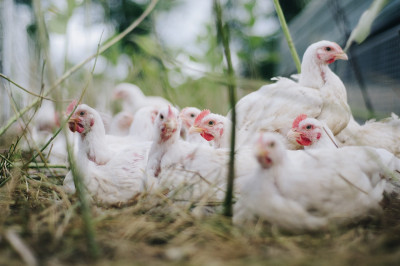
[30,40,400,232]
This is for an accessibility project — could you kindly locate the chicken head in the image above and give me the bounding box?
[255,132,286,169]
[155,105,180,143]
[68,104,96,134]
[189,109,226,142]
[311,40,348,65]
[179,107,202,131]
[287,114,322,146]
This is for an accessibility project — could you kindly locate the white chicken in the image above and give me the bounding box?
[233,40,350,148]
[287,114,338,149]
[179,107,209,145]
[108,111,134,136]
[336,114,400,157]
[68,100,143,150]
[113,83,171,115]
[63,144,149,205]
[20,101,60,151]
[66,102,118,165]
[128,106,159,141]
[233,132,400,231]
[287,115,400,194]
[44,130,78,165]
[233,133,328,230]
[34,101,60,133]
[145,105,257,202]
[63,102,151,204]
[189,109,231,148]
[20,101,74,165]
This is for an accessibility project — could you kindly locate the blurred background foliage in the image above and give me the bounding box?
[1,0,310,118]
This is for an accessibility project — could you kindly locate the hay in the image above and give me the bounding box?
[1,154,400,265]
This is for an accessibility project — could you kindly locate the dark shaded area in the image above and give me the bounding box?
[223,0,309,79]
[278,0,311,23]
[101,0,149,48]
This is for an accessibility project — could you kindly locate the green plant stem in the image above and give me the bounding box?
[66,143,99,258]
[0,0,159,137]
[273,0,301,73]
[0,74,55,101]
[214,0,237,217]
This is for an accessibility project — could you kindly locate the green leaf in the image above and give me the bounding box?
[344,0,389,51]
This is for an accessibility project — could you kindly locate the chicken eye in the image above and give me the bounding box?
[190,113,195,118]
[325,46,331,51]
[306,125,312,130]
[269,141,275,148]
[160,114,164,120]
[208,121,214,126]
[79,111,85,116]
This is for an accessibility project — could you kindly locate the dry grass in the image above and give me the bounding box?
[1,144,400,265]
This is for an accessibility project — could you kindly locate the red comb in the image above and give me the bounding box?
[194,109,210,125]
[167,105,174,118]
[66,100,78,115]
[292,114,308,129]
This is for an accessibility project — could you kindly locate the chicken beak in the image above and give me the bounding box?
[256,145,268,158]
[335,52,348,61]
[68,116,80,124]
[189,125,204,134]
[68,116,80,132]
[164,118,177,130]
[255,144,273,169]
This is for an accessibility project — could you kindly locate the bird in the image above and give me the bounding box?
[233,133,328,230]
[112,83,171,115]
[18,101,75,165]
[287,114,338,149]
[33,100,60,133]
[179,107,210,145]
[63,144,150,205]
[63,101,151,204]
[108,111,134,136]
[287,114,400,193]
[232,40,350,148]
[189,109,231,148]
[145,105,258,202]
[66,101,119,165]
[233,132,400,231]
[336,114,400,157]
[128,106,160,141]
[21,101,61,150]
[45,130,78,165]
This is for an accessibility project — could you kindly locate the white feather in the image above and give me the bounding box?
[234,132,400,230]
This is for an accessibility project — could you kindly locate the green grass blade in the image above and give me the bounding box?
[273,0,301,73]
[214,0,237,217]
